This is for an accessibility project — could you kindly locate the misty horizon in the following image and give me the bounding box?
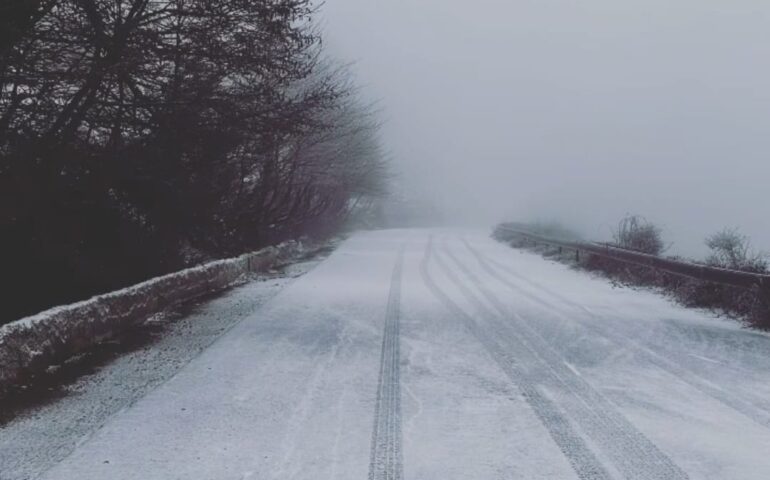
[322,0,770,257]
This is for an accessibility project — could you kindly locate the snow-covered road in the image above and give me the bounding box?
[11,229,770,479]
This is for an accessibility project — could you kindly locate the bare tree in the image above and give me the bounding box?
[612,214,665,255]
[0,1,389,323]
[705,228,768,273]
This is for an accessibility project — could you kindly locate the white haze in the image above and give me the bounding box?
[321,0,770,257]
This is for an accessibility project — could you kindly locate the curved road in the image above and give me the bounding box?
[6,229,770,479]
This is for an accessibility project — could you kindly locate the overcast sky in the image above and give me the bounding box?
[321,0,770,256]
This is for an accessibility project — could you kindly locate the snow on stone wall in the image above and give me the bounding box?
[0,241,304,395]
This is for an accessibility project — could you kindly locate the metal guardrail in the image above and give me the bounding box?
[495,224,770,293]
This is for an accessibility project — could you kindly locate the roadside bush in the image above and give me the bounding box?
[705,228,768,273]
[580,214,667,288]
[612,215,665,255]
[699,228,770,327]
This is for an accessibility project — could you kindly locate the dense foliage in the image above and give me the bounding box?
[0,0,387,323]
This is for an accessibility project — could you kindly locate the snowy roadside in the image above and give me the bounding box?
[0,247,334,480]
[493,227,770,330]
[0,240,319,395]
[6,229,770,479]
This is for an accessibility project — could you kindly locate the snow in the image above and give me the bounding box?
[4,229,770,479]
[0,272,307,480]
[0,241,307,394]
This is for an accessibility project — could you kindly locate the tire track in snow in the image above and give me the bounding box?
[368,245,405,480]
[464,237,770,431]
[420,237,613,480]
[440,238,689,480]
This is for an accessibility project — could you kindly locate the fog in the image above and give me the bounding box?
[321,0,770,257]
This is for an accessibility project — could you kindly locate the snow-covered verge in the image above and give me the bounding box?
[0,241,307,395]
[0,253,330,480]
[493,225,770,329]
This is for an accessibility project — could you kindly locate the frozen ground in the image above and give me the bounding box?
[0,258,326,480]
[4,229,770,479]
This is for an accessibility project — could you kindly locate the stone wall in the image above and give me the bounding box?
[0,242,304,395]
